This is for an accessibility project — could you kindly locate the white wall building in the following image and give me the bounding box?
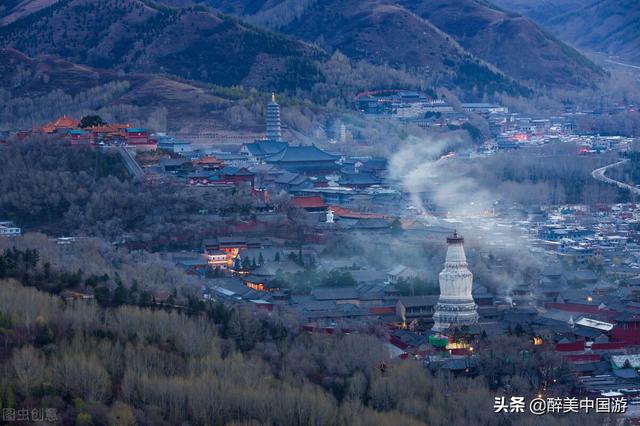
[0,221,21,237]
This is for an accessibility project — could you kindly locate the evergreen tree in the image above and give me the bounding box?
[94,286,112,307]
[139,291,153,307]
[113,281,127,306]
[242,256,252,270]
[79,115,106,128]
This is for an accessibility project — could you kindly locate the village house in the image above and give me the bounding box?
[388,265,418,283]
[0,221,21,237]
[157,137,192,153]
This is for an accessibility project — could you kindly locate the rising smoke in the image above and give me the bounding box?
[387,133,548,296]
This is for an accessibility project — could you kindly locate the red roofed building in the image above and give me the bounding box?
[556,339,585,352]
[125,128,149,145]
[368,306,395,316]
[34,115,80,134]
[67,129,94,145]
[88,123,131,142]
[292,196,326,212]
[564,354,601,363]
[611,313,640,344]
[193,156,223,170]
[329,205,386,219]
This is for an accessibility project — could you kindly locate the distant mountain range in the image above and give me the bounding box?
[0,0,327,92]
[494,0,640,65]
[206,0,604,88]
[0,0,607,98]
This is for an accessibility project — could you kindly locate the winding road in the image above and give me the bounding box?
[591,158,640,195]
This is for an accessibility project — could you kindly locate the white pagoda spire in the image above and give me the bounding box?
[432,230,479,332]
[326,208,335,224]
[266,92,282,141]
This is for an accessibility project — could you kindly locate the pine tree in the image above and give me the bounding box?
[113,281,127,306]
[242,256,252,270]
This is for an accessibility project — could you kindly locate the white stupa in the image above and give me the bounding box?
[326,208,335,224]
[432,230,479,332]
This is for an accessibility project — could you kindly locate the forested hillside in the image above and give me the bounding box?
[0,0,531,102]
[0,0,324,91]
[205,0,604,89]
[0,141,257,243]
[0,48,258,131]
[0,244,608,425]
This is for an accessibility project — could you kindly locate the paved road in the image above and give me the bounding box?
[605,59,640,71]
[591,158,640,195]
[116,146,144,179]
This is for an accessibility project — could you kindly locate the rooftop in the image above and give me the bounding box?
[293,196,326,209]
[265,145,337,163]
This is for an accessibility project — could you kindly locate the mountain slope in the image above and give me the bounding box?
[497,0,640,65]
[280,1,468,72]
[0,0,532,99]
[205,0,603,89]
[490,0,584,24]
[393,0,603,87]
[0,0,56,25]
[0,48,246,130]
[0,0,326,92]
[276,0,529,95]
[551,0,640,65]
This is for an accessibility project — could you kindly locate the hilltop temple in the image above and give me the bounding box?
[432,231,479,332]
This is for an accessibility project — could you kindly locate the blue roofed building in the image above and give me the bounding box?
[241,139,288,161]
[264,145,338,174]
[338,171,382,189]
[157,136,192,153]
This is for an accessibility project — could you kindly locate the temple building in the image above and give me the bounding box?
[241,139,288,161]
[264,144,338,174]
[266,92,282,141]
[241,93,338,174]
[432,231,479,332]
[33,115,80,134]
